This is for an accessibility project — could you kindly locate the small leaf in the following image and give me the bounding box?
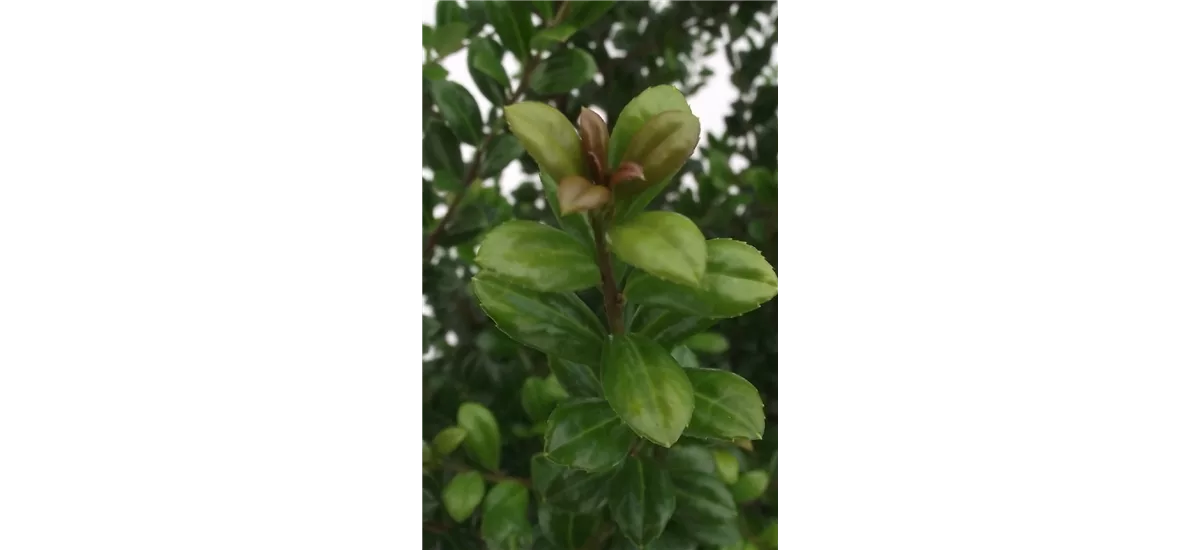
[433,426,468,455]
[608,85,693,169]
[577,108,610,177]
[684,332,729,354]
[712,449,739,485]
[531,24,580,50]
[457,402,502,471]
[537,506,603,550]
[484,1,534,61]
[558,175,610,215]
[532,454,614,513]
[424,122,464,179]
[423,487,439,520]
[548,356,602,398]
[541,173,595,246]
[467,37,511,106]
[631,308,717,349]
[504,102,584,183]
[730,470,769,503]
[609,457,676,546]
[521,377,559,422]
[544,399,634,472]
[442,470,485,523]
[471,271,605,365]
[431,22,470,57]
[624,239,778,318]
[531,49,598,95]
[683,368,765,441]
[422,62,449,80]
[664,445,716,474]
[670,471,736,520]
[476,220,599,293]
[618,110,701,195]
[602,333,695,447]
[482,481,533,547]
[609,211,707,288]
[480,133,525,179]
[670,345,700,369]
[431,80,483,144]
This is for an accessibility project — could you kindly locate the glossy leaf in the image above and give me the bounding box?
[467,37,510,106]
[484,1,534,61]
[547,356,602,398]
[609,457,676,546]
[521,376,566,423]
[712,449,739,485]
[424,122,464,179]
[624,239,778,318]
[433,426,468,455]
[608,85,692,169]
[531,454,614,513]
[442,470,485,523]
[504,102,584,183]
[730,469,769,503]
[480,133,525,179]
[537,506,602,550]
[610,211,707,288]
[471,271,605,365]
[683,368,765,441]
[431,80,483,144]
[544,398,634,471]
[531,49,598,95]
[618,110,701,194]
[476,221,599,293]
[457,402,501,471]
[685,332,729,354]
[669,345,699,369]
[602,333,695,447]
[684,517,742,547]
[670,471,736,520]
[631,308,717,349]
[664,445,716,475]
[481,481,533,547]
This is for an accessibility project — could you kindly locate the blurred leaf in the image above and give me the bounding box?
[468,37,511,106]
[423,62,449,80]
[485,1,534,61]
[430,80,484,144]
[424,122,464,178]
[563,1,614,30]
[730,469,769,503]
[531,48,598,95]
[547,356,602,398]
[442,470,485,522]
[482,481,533,547]
[431,22,470,58]
[458,402,502,471]
[684,332,729,354]
[435,0,466,26]
[531,24,579,50]
[544,398,633,471]
[480,133,525,179]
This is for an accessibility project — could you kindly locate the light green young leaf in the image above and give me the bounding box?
[442,470,485,522]
[433,425,468,455]
[602,333,694,447]
[730,469,769,503]
[504,102,584,183]
[608,85,693,169]
[683,368,765,441]
[476,221,599,293]
[624,239,778,318]
[712,449,739,485]
[685,332,729,354]
[457,402,501,471]
[609,211,707,288]
[482,480,533,547]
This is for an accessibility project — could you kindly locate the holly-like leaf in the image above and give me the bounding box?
[484,1,534,61]
[471,271,605,365]
[682,368,765,441]
[457,402,501,471]
[712,449,739,485]
[430,80,483,145]
[544,399,634,472]
[531,49,598,95]
[610,211,707,288]
[476,220,600,293]
[433,425,468,455]
[481,481,533,548]
[602,333,695,447]
[442,470,485,523]
[537,506,603,550]
[548,356,602,398]
[670,471,736,521]
[468,37,511,106]
[531,454,614,513]
[730,469,769,503]
[624,239,778,318]
[609,457,677,546]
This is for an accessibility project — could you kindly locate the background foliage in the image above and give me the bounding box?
[423,2,778,548]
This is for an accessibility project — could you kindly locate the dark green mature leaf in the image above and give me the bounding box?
[530,0,555,21]
[468,37,511,106]
[537,506,602,550]
[424,122,464,179]
[521,376,567,422]
[611,528,699,550]
[531,454,614,513]
[484,1,534,61]
[471,271,605,365]
[442,470,485,522]
[602,333,694,448]
[610,211,707,288]
[680,516,742,546]
[683,368,765,441]
[624,239,778,318]
[531,49,598,95]
[457,402,501,471]
[435,1,466,26]
[482,481,533,547]
[608,85,692,169]
[540,173,593,246]
[476,221,599,293]
[480,133,524,179]
[684,332,729,354]
[433,425,468,455]
[609,457,676,546]
[664,445,716,475]
[562,0,615,31]
[531,24,579,50]
[431,80,483,144]
[423,487,439,521]
[670,471,736,520]
[730,469,769,503]
[544,399,634,472]
[430,22,470,58]
[423,62,449,80]
[631,308,717,349]
[548,356,602,398]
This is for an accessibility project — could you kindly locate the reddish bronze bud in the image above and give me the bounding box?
[577,107,610,181]
[609,161,645,187]
[557,175,611,216]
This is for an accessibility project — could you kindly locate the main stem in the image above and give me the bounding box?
[592,212,624,335]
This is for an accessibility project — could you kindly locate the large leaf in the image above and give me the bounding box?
[682,368,765,441]
[609,457,676,546]
[476,221,599,293]
[544,398,634,472]
[433,425,468,455]
[631,307,717,349]
[547,356,602,398]
[442,471,485,522]
[531,49,598,95]
[531,454,614,513]
[608,85,693,169]
[424,122,464,179]
[431,80,483,145]
[609,211,707,288]
[457,402,501,471]
[480,133,525,179]
[670,470,736,521]
[484,1,534,61]
[624,239,778,318]
[481,481,533,548]
[468,37,511,106]
[471,271,605,365]
[602,333,694,447]
[504,102,584,183]
[537,506,603,550]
